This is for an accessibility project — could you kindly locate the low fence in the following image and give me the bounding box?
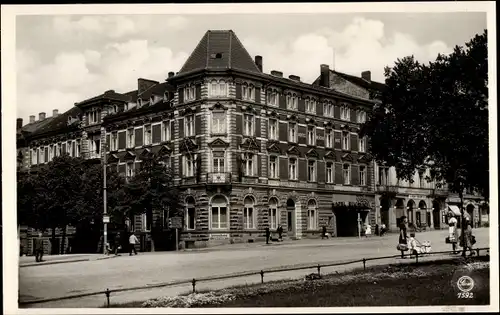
[19,247,490,308]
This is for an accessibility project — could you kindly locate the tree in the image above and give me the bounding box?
[361,30,488,257]
[121,153,182,251]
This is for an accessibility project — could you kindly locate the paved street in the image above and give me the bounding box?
[19,228,490,308]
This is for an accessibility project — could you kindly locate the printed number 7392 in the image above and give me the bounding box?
[457,292,474,299]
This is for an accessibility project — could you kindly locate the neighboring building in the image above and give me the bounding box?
[17,30,488,251]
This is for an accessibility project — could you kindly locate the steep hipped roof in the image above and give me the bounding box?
[312,70,386,92]
[76,90,133,107]
[28,106,83,137]
[177,30,261,75]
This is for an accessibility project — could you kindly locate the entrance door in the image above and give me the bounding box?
[426,212,431,228]
[287,211,293,232]
[286,199,295,236]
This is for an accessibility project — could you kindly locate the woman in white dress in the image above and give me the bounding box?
[365,224,372,238]
[448,212,458,254]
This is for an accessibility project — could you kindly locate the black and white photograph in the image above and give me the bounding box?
[1,2,498,313]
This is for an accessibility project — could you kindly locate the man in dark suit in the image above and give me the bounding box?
[34,232,44,262]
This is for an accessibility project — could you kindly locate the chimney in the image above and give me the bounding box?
[39,112,46,121]
[29,115,35,123]
[255,55,263,72]
[270,70,283,77]
[168,72,175,78]
[361,71,371,82]
[289,75,301,82]
[53,109,59,117]
[320,64,330,88]
[17,118,23,129]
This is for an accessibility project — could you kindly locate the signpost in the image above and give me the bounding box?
[168,217,183,251]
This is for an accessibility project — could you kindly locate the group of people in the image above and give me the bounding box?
[363,223,387,237]
[106,231,139,256]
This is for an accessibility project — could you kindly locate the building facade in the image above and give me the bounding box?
[17,30,488,251]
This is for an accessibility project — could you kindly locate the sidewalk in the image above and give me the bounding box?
[19,253,117,268]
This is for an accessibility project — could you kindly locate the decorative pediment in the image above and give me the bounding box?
[267,142,282,154]
[323,121,334,128]
[107,153,119,163]
[305,118,317,125]
[209,102,227,111]
[124,150,136,161]
[139,148,152,158]
[342,153,354,162]
[179,138,198,153]
[158,145,172,157]
[306,148,319,159]
[209,138,230,148]
[340,124,351,131]
[358,153,373,163]
[241,104,257,114]
[240,137,260,151]
[324,150,335,160]
[267,110,279,117]
[180,106,197,116]
[287,146,301,156]
[286,114,299,122]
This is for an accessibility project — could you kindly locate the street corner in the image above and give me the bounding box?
[449,260,490,302]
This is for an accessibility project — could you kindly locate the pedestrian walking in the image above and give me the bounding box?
[129,232,138,256]
[460,218,476,256]
[447,212,458,254]
[34,232,44,262]
[365,224,372,238]
[114,232,122,256]
[265,227,270,244]
[375,224,379,236]
[321,226,328,239]
[380,223,387,236]
[277,225,283,241]
[397,216,408,258]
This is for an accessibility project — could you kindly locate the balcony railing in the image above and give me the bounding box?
[206,172,232,185]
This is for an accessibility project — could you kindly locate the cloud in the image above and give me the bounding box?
[165,16,189,30]
[243,17,453,83]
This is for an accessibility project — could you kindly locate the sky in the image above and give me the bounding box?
[16,11,487,123]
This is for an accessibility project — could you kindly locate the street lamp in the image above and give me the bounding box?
[102,128,109,255]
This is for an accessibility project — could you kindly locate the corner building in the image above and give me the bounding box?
[18,30,487,252]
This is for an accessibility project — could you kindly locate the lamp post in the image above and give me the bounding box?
[102,130,109,255]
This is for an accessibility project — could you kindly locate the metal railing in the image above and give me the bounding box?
[19,247,490,308]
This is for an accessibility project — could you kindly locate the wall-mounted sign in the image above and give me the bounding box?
[103,215,110,223]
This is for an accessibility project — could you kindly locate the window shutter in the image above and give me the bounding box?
[279,93,286,109]
[256,155,261,177]
[178,118,184,138]
[279,122,287,141]
[279,157,288,180]
[152,124,162,144]
[367,164,372,187]
[235,83,242,99]
[317,102,323,116]
[62,143,67,155]
[235,114,242,135]
[351,133,359,152]
[255,87,261,104]
[135,128,143,147]
[118,164,126,177]
[70,144,75,158]
[351,164,359,185]
[134,215,142,233]
[255,117,261,137]
[335,163,343,184]
[317,160,325,184]
[178,156,183,177]
[195,115,202,135]
[105,135,110,150]
[316,129,324,147]
[178,88,184,104]
[135,161,142,172]
[334,105,340,119]
[196,84,202,100]
[97,110,101,123]
[350,108,357,123]
[334,131,342,149]
[298,98,305,112]
[299,159,307,181]
[170,122,175,141]
[298,126,306,145]
[118,131,126,149]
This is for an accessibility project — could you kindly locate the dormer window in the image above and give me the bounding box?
[305,98,316,114]
[184,85,196,102]
[267,89,278,106]
[340,104,350,121]
[286,93,298,110]
[209,79,228,97]
[211,52,223,59]
[242,83,255,101]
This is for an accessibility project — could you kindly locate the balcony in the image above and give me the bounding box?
[206,172,232,185]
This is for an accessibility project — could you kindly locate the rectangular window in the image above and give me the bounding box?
[31,149,37,165]
[209,80,227,97]
[185,155,195,177]
[212,151,225,173]
[378,167,389,186]
[286,94,298,110]
[267,90,278,106]
[359,136,366,153]
[211,206,228,229]
[326,162,334,183]
[76,140,81,157]
[243,153,254,176]
[288,123,297,143]
[243,207,254,229]
[307,126,316,146]
[184,85,195,101]
[306,99,316,114]
[185,115,195,137]
[308,210,317,230]
[242,84,255,101]
[343,164,351,185]
[212,112,226,134]
[341,105,350,120]
[357,110,366,123]
[126,162,134,178]
[360,165,367,186]
[269,155,278,178]
[186,207,196,230]
[270,207,278,230]
[289,158,297,180]
[141,213,150,231]
[308,160,316,182]
[325,129,333,148]
[419,171,425,188]
[268,119,278,140]
[162,120,171,141]
[144,125,152,145]
[111,132,118,151]
[324,103,334,117]
[127,128,135,148]
[342,132,350,150]
[89,109,100,124]
[243,114,254,136]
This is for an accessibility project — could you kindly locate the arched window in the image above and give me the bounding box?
[211,195,228,229]
[185,197,196,230]
[209,79,228,97]
[243,196,255,229]
[307,200,317,230]
[269,198,279,229]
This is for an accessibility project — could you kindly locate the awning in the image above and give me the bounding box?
[447,205,461,216]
